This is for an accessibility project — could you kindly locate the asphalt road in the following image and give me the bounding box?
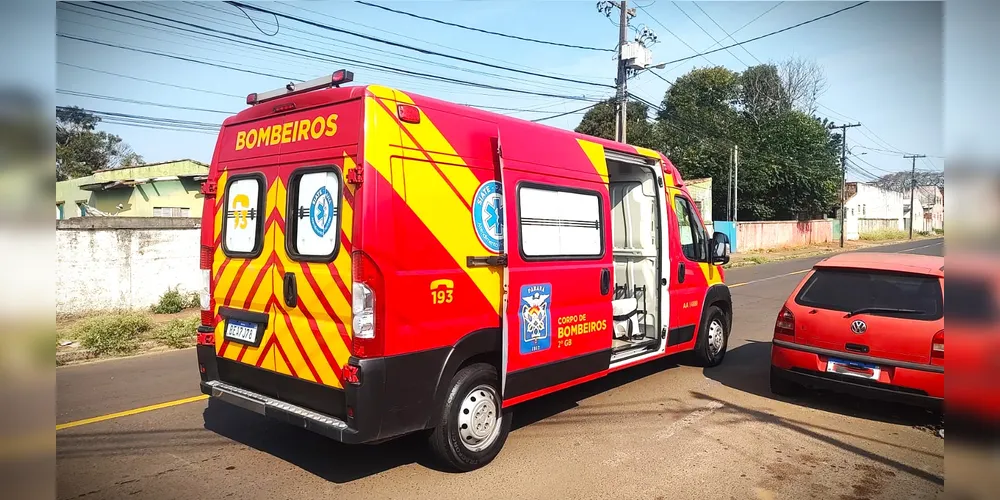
[56,238,945,500]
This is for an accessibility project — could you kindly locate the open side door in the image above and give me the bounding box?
[496,137,615,406]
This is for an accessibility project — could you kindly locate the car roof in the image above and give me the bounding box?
[814,252,944,277]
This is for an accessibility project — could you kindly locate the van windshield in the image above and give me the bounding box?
[794,268,942,320]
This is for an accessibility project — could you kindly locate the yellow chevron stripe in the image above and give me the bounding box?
[576,139,610,184]
[634,146,662,161]
[364,95,502,314]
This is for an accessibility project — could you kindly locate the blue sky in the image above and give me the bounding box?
[56,1,944,181]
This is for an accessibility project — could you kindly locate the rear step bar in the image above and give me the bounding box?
[202,380,361,443]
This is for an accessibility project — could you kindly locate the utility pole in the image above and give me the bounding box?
[830,122,861,247]
[598,1,637,143]
[733,144,739,222]
[904,154,926,239]
[616,1,630,143]
[727,146,733,220]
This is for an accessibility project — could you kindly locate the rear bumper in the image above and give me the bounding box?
[200,379,363,443]
[197,343,448,444]
[770,339,943,409]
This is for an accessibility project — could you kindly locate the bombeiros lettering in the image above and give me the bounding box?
[235,113,339,151]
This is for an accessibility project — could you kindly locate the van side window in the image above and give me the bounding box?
[287,168,342,260]
[674,196,708,262]
[223,175,264,257]
[518,184,604,259]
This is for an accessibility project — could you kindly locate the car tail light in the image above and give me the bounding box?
[774,306,795,337]
[931,329,943,362]
[352,250,385,358]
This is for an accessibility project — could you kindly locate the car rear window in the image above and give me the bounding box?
[795,268,943,320]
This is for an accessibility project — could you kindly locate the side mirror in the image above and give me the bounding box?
[711,231,731,265]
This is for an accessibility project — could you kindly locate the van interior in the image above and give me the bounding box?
[607,158,662,361]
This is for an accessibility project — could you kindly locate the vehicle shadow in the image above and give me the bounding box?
[203,355,683,482]
[704,340,942,429]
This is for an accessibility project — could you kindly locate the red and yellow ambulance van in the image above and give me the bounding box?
[196,70,733,471]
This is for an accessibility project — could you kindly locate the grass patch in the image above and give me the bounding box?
[151,287,200,314]
[154,315,200,349]
[859,228,908,241]
[76,311,153,356]
[934,228,944,235]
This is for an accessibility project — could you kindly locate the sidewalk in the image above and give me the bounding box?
[725,234,940,269]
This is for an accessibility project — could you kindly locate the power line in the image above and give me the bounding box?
[690,2,763,64]
[57,89,238,115]
[57,62,244,99]
[671,2,751,67]
[531,103,600,123]
[354,1,614,52]
[224,1,614,89]
[661,2,782,74]
[638,5,717,66]
[58,31,601,103]
[78,1,607,99]
[661,2,869,66]
[269,1,590,80]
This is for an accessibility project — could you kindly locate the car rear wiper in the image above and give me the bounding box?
[844,307,926,318]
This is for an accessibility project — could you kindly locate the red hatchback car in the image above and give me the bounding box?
[769,252,944,409]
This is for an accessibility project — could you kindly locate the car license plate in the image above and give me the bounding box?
[224,319,259,345]
[826,357,880,380]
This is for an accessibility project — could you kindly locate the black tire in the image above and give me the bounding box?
[769,366,802,397]
[427,363,511,472]
[693,305,729,367]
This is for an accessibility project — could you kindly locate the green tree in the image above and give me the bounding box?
[56,107,144,180]
[575,98,658,150]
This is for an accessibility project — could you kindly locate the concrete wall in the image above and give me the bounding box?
[858,218,904,235]
[56,218,202,315]
[734,219,834,252]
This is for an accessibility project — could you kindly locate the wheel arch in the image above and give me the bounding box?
[426,327,503,427]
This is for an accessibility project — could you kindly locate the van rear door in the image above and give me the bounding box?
[213,165,278,375]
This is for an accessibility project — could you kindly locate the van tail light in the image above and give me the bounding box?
[199,245,215,329]
[774,306,795,337]
[931,329,944,364]
[352,250,385,358]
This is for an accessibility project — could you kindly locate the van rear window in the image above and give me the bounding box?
[795,268,943,320]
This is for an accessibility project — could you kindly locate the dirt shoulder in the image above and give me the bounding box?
[57,309,199,367]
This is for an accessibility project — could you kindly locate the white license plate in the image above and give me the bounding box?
[826,357,881,380]
[225,319,259,345]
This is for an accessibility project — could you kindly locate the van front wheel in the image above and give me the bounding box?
[427,363,511,471]
[693,305,729,367]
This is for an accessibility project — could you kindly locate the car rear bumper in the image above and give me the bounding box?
[770,339,943,408]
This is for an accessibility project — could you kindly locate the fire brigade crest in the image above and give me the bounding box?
[472,180,503,253]
[519,284,552,354]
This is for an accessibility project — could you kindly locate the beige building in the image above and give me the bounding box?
[56,159,209,219]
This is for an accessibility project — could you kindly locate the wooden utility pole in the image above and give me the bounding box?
[830,122,861,247]
[904,154,926,239]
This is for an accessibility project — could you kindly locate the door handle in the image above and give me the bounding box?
[600,268,611,296]
[677,262,686,284]
[283,272,298,308]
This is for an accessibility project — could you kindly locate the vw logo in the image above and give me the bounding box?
[850,320,867,334]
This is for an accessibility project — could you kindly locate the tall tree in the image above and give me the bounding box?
[575,99,658,150]
[56,107,144,180]
[779,56,828,115]
[873,170,944,192]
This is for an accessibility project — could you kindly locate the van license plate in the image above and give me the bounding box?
[826,357,880,380]
[225,319,259,345]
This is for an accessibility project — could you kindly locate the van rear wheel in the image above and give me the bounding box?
[427,363,511,471]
